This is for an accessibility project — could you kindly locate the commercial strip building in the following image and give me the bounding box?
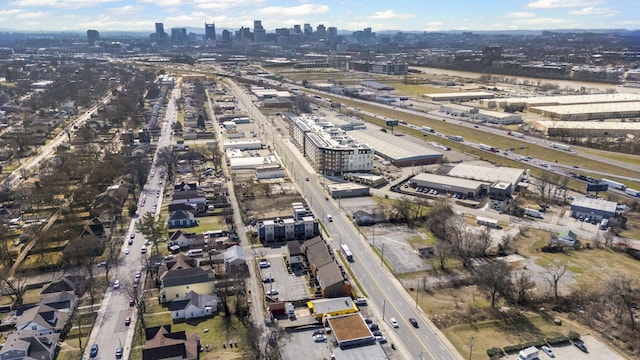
[285,113,375,176]
[438,103,523,124]
[425,91,494,101]
[533,120,640,137]
[570,198,617,221]
[326,183,370,198]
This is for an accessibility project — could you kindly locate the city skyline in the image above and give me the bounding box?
[0,0,639,33]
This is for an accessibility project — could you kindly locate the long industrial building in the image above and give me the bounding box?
[347,129,443,167]
[481,93,640,109]
[446,163,526,189]
[533,120,640,137]
[529,101,640,121]
[410,173,485,198]
[438,104,522,125]
[425,91,495,101]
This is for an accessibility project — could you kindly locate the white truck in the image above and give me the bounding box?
[600,178,627,191]
[476,216,499,228]
[517,346,539,360]
[551,142,571,151]
[508,131,525,138]
[524,208,544,219]
[625,188,640,197]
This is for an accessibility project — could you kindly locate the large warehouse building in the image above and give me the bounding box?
[439,104,522,125]
[570,198,617,221]
[481,93,640,109]
[446,163,526,189]
[533,120,640,137]
[529,101,640,121]
[425,91,495,101]
[347,129,443,167]
[410,173,485,198]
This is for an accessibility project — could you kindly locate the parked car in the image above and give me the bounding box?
[262,276,274,283]
[259,261,271,268]
[409,318,419,328]
[124,248,130,255]
[313,334,326,342]
[266,289,279,296]
[125,316,131,326]
[354,297,367,306]
[129,298,134,307]
[368,323,379,331]
[372,330,382,337]
[113,280,120,289]
[541,345,555,358]
[130,233,135,239]
[574,340,588,353]
[390,317,399,328]
[375,335,387,344]
[89,344,99,358]
[115,346,123,358]
[312,329,324,336]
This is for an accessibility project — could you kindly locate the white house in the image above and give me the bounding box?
[15,304,68,334]
[168,230,201,248]
[168,291,220,321]
[223,245,247,273]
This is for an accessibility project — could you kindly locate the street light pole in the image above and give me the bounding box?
[468,336,475,360]
[382,299,386,320]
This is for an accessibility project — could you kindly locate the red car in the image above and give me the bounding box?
[124,316,131,326]
[129,298,134,307]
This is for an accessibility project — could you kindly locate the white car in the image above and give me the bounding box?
[259,261,271,268]
[390,318,399,328]
[313,334,326,343]
[124,248,130,255]
[266,289,279,296]
[113,280,120,289]
[541,345,555,358]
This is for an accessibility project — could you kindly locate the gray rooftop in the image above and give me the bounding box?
[348,129,442,162]
[447,163,525,187]
[412,172,485,190]
[571,197,617,213]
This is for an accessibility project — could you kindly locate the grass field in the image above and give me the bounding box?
[389,82,458,95]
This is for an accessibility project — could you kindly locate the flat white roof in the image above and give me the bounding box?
[499,93,640,106]
[535,120,640,130]
[348,129,442,161]
[427,91,494,99]
[531,101,640,115]
[448,163,524,187]
[571,197,617,213]
[413,172,485,190]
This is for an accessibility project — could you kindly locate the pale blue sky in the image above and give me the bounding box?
[1,0,638,32]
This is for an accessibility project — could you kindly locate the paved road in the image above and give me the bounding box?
[83,86,177,359]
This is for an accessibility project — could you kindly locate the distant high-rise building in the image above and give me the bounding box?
[221,29,231,43]
[293,25,302,35]
[87,29,99,45]
[304,23,313,38]
[316,24,326,40]
[327,27,338,44]
[151,22,168,43]
[171,28,188,44]
[205,22,216,41]
[254,20,266,43]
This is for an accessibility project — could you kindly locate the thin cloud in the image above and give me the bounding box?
[569,7,620,17]
[109,5,145,15]
[369,10,414,20]
[506,12,536,19]
[527,0,601,9]
[256,4,329,16]
[11,0,119,8]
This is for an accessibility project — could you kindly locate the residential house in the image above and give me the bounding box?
[303,237,351,298]
[80,217,106,241]
[0,329,60,360]
[169,291,220,321]
[287,241,304,267]
[223,245,247,273]
[169,230,202,249]
[174,181,199,192]
[15,304,69,334]
[555,230,579,247]
[167,210,199,229]
[142,325,199,360]
[171,190,206,207]
[40,291,77,313]
[159,257,215,303]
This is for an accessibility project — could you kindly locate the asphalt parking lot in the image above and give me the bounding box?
[258,245,310,301]
[504,335,625,360]
[279,328,334,360]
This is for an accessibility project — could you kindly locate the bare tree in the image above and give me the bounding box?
[510,270,536,305]
[475,227,493,257]
[473,261,512,308]
[1,275,27,306]
[135,212,167,256]
[546,262,568,300]
[606,275,639,331]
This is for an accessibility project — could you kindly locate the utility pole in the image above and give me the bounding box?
[415,279,420,308]
[382,299,386,320]
[380,243,384,266]
[468,336,475,360]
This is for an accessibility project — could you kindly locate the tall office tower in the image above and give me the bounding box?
[293,24,302,35]
[221,30,231,43]
[327,26,338,44]
[316,24,326,40]
[87,29,99,45]
[155,23,165,36]
[304,23,313,38]
[205,22,216,40]
[253,20,266,42]
[171,28,188,44]
[363,27,372,39]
